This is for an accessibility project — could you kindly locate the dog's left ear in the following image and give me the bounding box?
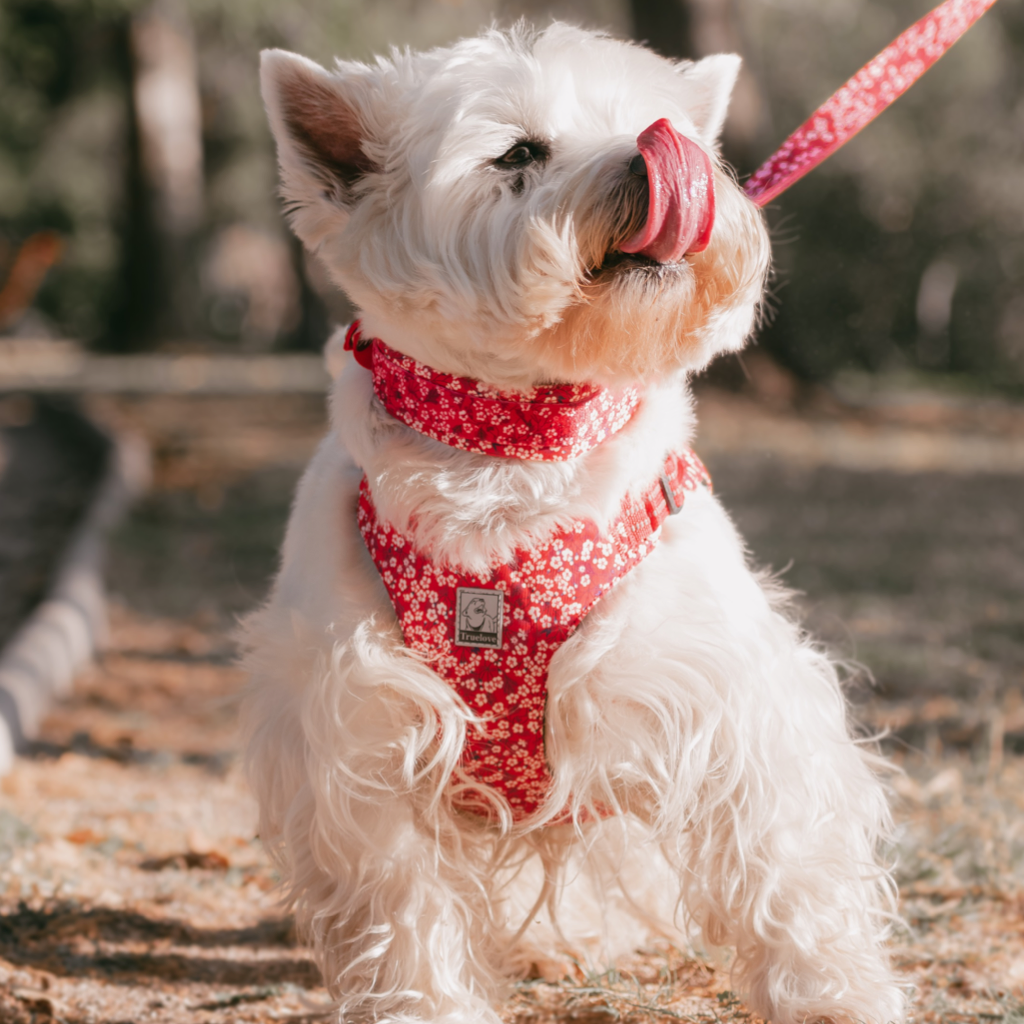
[675,53,741,147]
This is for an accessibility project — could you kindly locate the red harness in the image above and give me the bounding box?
[347,323,710,821]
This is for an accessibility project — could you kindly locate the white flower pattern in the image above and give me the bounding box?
[344,321,642,461]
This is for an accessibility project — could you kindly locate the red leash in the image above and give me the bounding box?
[745,0,1001,207]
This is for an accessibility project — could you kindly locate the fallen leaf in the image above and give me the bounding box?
[65,827,104,845]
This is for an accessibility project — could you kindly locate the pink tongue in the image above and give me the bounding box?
[620,118,716,263]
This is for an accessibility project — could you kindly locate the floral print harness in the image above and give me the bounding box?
[346,322,711,821]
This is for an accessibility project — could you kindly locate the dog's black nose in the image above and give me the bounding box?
[629,153,647,177]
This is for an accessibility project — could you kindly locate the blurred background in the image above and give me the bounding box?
[0,0,1021,386]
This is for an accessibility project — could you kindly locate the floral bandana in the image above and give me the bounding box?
[344,321,642,461]
[358,447,712,822]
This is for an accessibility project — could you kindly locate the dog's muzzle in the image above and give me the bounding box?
[620,118,716,263]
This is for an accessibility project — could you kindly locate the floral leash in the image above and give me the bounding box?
[744,0,1001,207]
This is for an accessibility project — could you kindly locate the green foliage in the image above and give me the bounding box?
[0,0,131,338]
[0,0,503,346]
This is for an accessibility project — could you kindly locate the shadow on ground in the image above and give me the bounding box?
[710,454,1024,703]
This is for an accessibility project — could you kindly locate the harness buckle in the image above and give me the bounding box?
[659,472,682,515]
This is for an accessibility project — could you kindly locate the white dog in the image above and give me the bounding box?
[242,23,903,1024]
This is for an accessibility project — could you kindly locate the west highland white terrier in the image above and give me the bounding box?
[243,23,903,1024]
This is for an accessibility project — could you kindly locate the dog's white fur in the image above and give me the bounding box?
[243,23,904,1024]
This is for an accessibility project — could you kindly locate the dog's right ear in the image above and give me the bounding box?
[260,49,373,249]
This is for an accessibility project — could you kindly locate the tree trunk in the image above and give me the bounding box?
[629,0,696,59]
[110,0,203,348]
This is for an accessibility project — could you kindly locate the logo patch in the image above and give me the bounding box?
[455,588,503,649]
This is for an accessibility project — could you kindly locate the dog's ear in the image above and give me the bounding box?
[675,53,741,147]
[260,49,374,248]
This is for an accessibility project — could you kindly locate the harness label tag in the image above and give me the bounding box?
[455,588,504,649]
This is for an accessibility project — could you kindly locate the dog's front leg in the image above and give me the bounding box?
[289,635,508,1024]
[670,642,904,1024]
[299,796,505,1024]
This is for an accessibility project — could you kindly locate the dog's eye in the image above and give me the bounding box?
[495,141,548,167]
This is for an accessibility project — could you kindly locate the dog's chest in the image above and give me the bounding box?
[357,449,710,821]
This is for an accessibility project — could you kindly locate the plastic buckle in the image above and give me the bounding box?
[659,472,682,515]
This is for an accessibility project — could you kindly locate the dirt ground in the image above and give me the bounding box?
[1,384,1022,1023]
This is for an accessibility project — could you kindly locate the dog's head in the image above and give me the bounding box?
[262,24,770,387]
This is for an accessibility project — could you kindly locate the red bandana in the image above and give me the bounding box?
[358,448,711,821]
[344,321,642,462]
